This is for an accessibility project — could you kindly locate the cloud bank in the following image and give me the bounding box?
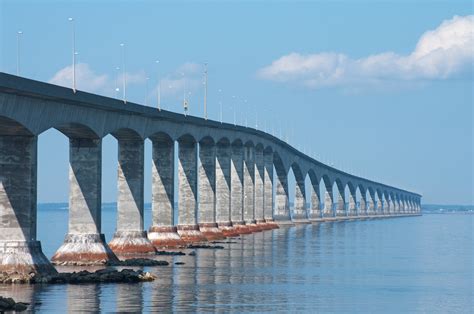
[257,15,473,89]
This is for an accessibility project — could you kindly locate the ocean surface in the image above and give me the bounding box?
[1,204,472,313]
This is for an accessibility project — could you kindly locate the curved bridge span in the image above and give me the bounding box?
[0,73,421,276]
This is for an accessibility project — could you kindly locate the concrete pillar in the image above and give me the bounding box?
[263,150,278,229]
[148,137,183,247]
[384,195,391,215]
[376,194,383,215]
[335,185,346,217]
[274,168,292,224]
[323,189,334,218]
[348,189,357,217]
[0,135,56,277]
[198,139,224,240]
[52,138,117,265]
[308,182,321,220]
[215,141,237,236]
[109,139,155,254]
[254,146,267,229]
[243,144,259,231]
[230,142,249,234]
[359,192,367,216]
[176,137,206,242]
[292,174,309,223]
[367,191,376,216]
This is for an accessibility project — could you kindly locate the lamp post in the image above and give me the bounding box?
[203,62,208,120]
[145,77,149,106]
[68,18,76,93]
[16,31,23,76]
[183,73,188,116]
[115,66,120,98]
[156,60,161,110]
[218,88,222,123]
[120,43,126,104]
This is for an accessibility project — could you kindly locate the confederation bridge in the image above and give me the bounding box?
[0,72,421,276]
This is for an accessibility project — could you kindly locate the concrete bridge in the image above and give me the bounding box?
[0,72,421,276]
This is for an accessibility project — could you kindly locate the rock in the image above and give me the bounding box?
[156,250,186,256]
[107,258,169,267]
[138,272,156,281]
[174,262,185,265]
[188,251,196,256]
[0,296,29,312]
[186,244,224,249]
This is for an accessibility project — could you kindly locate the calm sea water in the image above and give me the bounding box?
[0,205,472,313]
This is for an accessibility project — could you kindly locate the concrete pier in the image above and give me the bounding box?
[308,182,322,221]
[198,138,224,240]
[360,193,368,216]
[292,170,309,223]
[230,141,250,234]
[263,149,278,229]
[108,137,155,254]
[52,138,117,265]
[335,185,346,217]
[243,143,259,232]
[148,136,183,247]
[348,189,357,217]
[323,190,334,218]
[274,167,292,225]
[254,145,267,230]
[215,140,238,236]
[176,136,206,243]
[0,135,56,276]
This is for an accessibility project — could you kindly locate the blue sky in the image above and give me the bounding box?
[1,1,472,205]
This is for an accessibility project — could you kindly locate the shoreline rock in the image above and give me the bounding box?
[186,244,224,249]
[0,296,29,312]
[106,258,169,266]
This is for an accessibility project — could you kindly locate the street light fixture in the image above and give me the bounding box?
[16,31,23,76]
[120,43,126,104]
[68,18,76,93]
[156,60,161,110]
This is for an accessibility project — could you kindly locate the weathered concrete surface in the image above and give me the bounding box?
[243,144,259,232]
[323,190,334,218]
[52,138,118,265]
[335,186,346,217]
[263,149,278,229]
[215,141,239,236]
[0,135,56,276]
[308,182,321,221]
[359,193,368,216]
[348,189,357,217]
[230,142,250,234]
[274,168,292,225]
[198,139,225,240]
[292,171,309,223]
[254,146,267,229]
[109,139,155,254]
[176,137,206,243]
[147,137,184,247]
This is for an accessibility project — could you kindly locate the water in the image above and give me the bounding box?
[1,205,472,313]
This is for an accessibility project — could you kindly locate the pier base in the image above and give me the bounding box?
[217,222,240,237]
[232,222,253,235]
[199,223,226,240]
[177,225,207,243]
[51,234,118,266]
[148,226,185,248]
[0,241,57,278]
[108,231,156,255]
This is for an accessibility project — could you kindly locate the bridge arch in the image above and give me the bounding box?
[0,115,33,136]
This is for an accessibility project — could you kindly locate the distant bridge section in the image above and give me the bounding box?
[0,73,421,277]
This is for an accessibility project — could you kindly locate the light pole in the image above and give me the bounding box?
[203,62,208,120]
[232,95,236,125]
[183,73,188,116]
[218,88,222,123]
[156,60,161,110]
[120,43,126,104]
[145,77,149,106]
[16,31,23,76]
[68,18,76,93]
[115,66,120,98]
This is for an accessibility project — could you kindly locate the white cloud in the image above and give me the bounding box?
[257,15,474,89]
[49,63,109,93]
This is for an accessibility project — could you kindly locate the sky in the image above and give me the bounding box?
[1,0,473,205]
